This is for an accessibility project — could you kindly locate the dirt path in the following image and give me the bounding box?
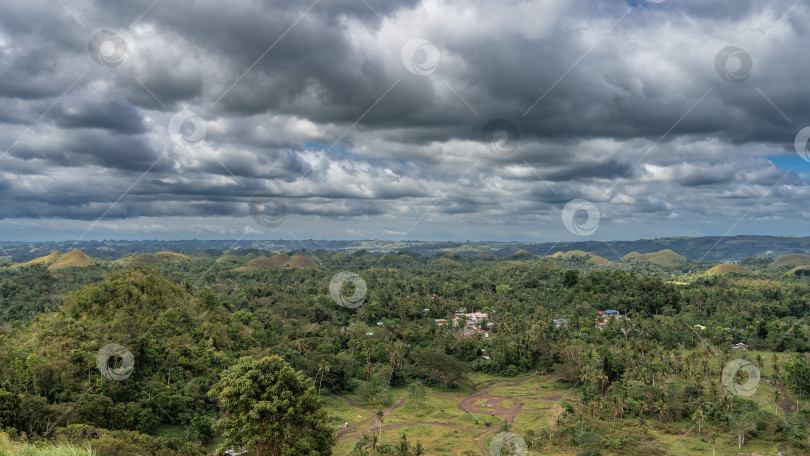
[765,378,797,455]
[335,395,409,440]
[336,376,567,453]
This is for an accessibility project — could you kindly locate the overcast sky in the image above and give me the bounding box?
[1,0,810,242]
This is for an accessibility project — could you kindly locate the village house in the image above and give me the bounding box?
[452,311,488,327]
[553,318,568,328]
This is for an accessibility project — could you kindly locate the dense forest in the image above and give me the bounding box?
[1,247,810,455]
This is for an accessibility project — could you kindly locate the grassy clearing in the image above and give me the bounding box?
[328,366,798,455]
[321,393,375,428]
[0,434,95,456]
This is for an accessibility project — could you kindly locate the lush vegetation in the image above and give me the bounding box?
[1,247,810,454]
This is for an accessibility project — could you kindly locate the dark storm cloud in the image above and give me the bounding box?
[53,99,146,134]
[1,0,810,240]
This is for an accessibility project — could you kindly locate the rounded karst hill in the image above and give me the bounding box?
[475,250,496,259]
[436,257,460,266]
[48,250,93,270]
[287,254,318,269]
[787,265,810,277]
[550,250,610,266]
[587,255,611,266]
[235,256,276,272]
[511,249,534,260]
[270,253,292,266]
[15,250,64,268]
[633,249,687,267]
[705,264,755,275]
[247,256,274,269]
[329,252,350,261]
[130,253,158,267]
[622,251,641,261]
[154,251,190,260]
[771,254,810,269]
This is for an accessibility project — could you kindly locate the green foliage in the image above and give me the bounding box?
[209,355,335,456]
[2,247,810,453]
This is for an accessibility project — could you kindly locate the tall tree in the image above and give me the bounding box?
[407,381,426,409]
[773,388,783,415]
[210,356,335,456]
[376,408,385,442]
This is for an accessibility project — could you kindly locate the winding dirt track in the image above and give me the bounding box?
[336,376,572,455]
[765,378,797,455]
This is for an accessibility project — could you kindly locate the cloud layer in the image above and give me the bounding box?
[1,0,810,242]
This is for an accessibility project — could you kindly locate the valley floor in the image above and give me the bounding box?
[327,373,793,456]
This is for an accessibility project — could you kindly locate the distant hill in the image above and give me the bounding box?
[629,249,687,267]
[788,265,810,276]
[47,250,93,270]
[771,254,810,269]
[154,251,190,259]
[129,253,159,266]
[270,253,292,266]
[475,251,496,259]
[236,253,318,271]
[511,249,534,259]
[235,256,275,272]
[14,250,63,268]
[436,257,460,266]
[705,264,755,275]
[4,235,810,263]
[550,250,610,266]
[287,254,318,269]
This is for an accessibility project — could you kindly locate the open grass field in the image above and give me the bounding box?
[327,352,805,456]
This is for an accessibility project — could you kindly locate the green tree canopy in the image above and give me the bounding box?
[209,355,335,456]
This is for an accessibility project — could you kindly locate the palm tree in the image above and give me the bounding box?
[376,408,385,442]
[316,361,330,396]
[370,433,379,454]
[387,341,406,382]
[773,388,783,415]
[413,442,424,456]
[692,407,706,433]
[709,432,717,456]
[655,399,670,421]
[399,434,411,456]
